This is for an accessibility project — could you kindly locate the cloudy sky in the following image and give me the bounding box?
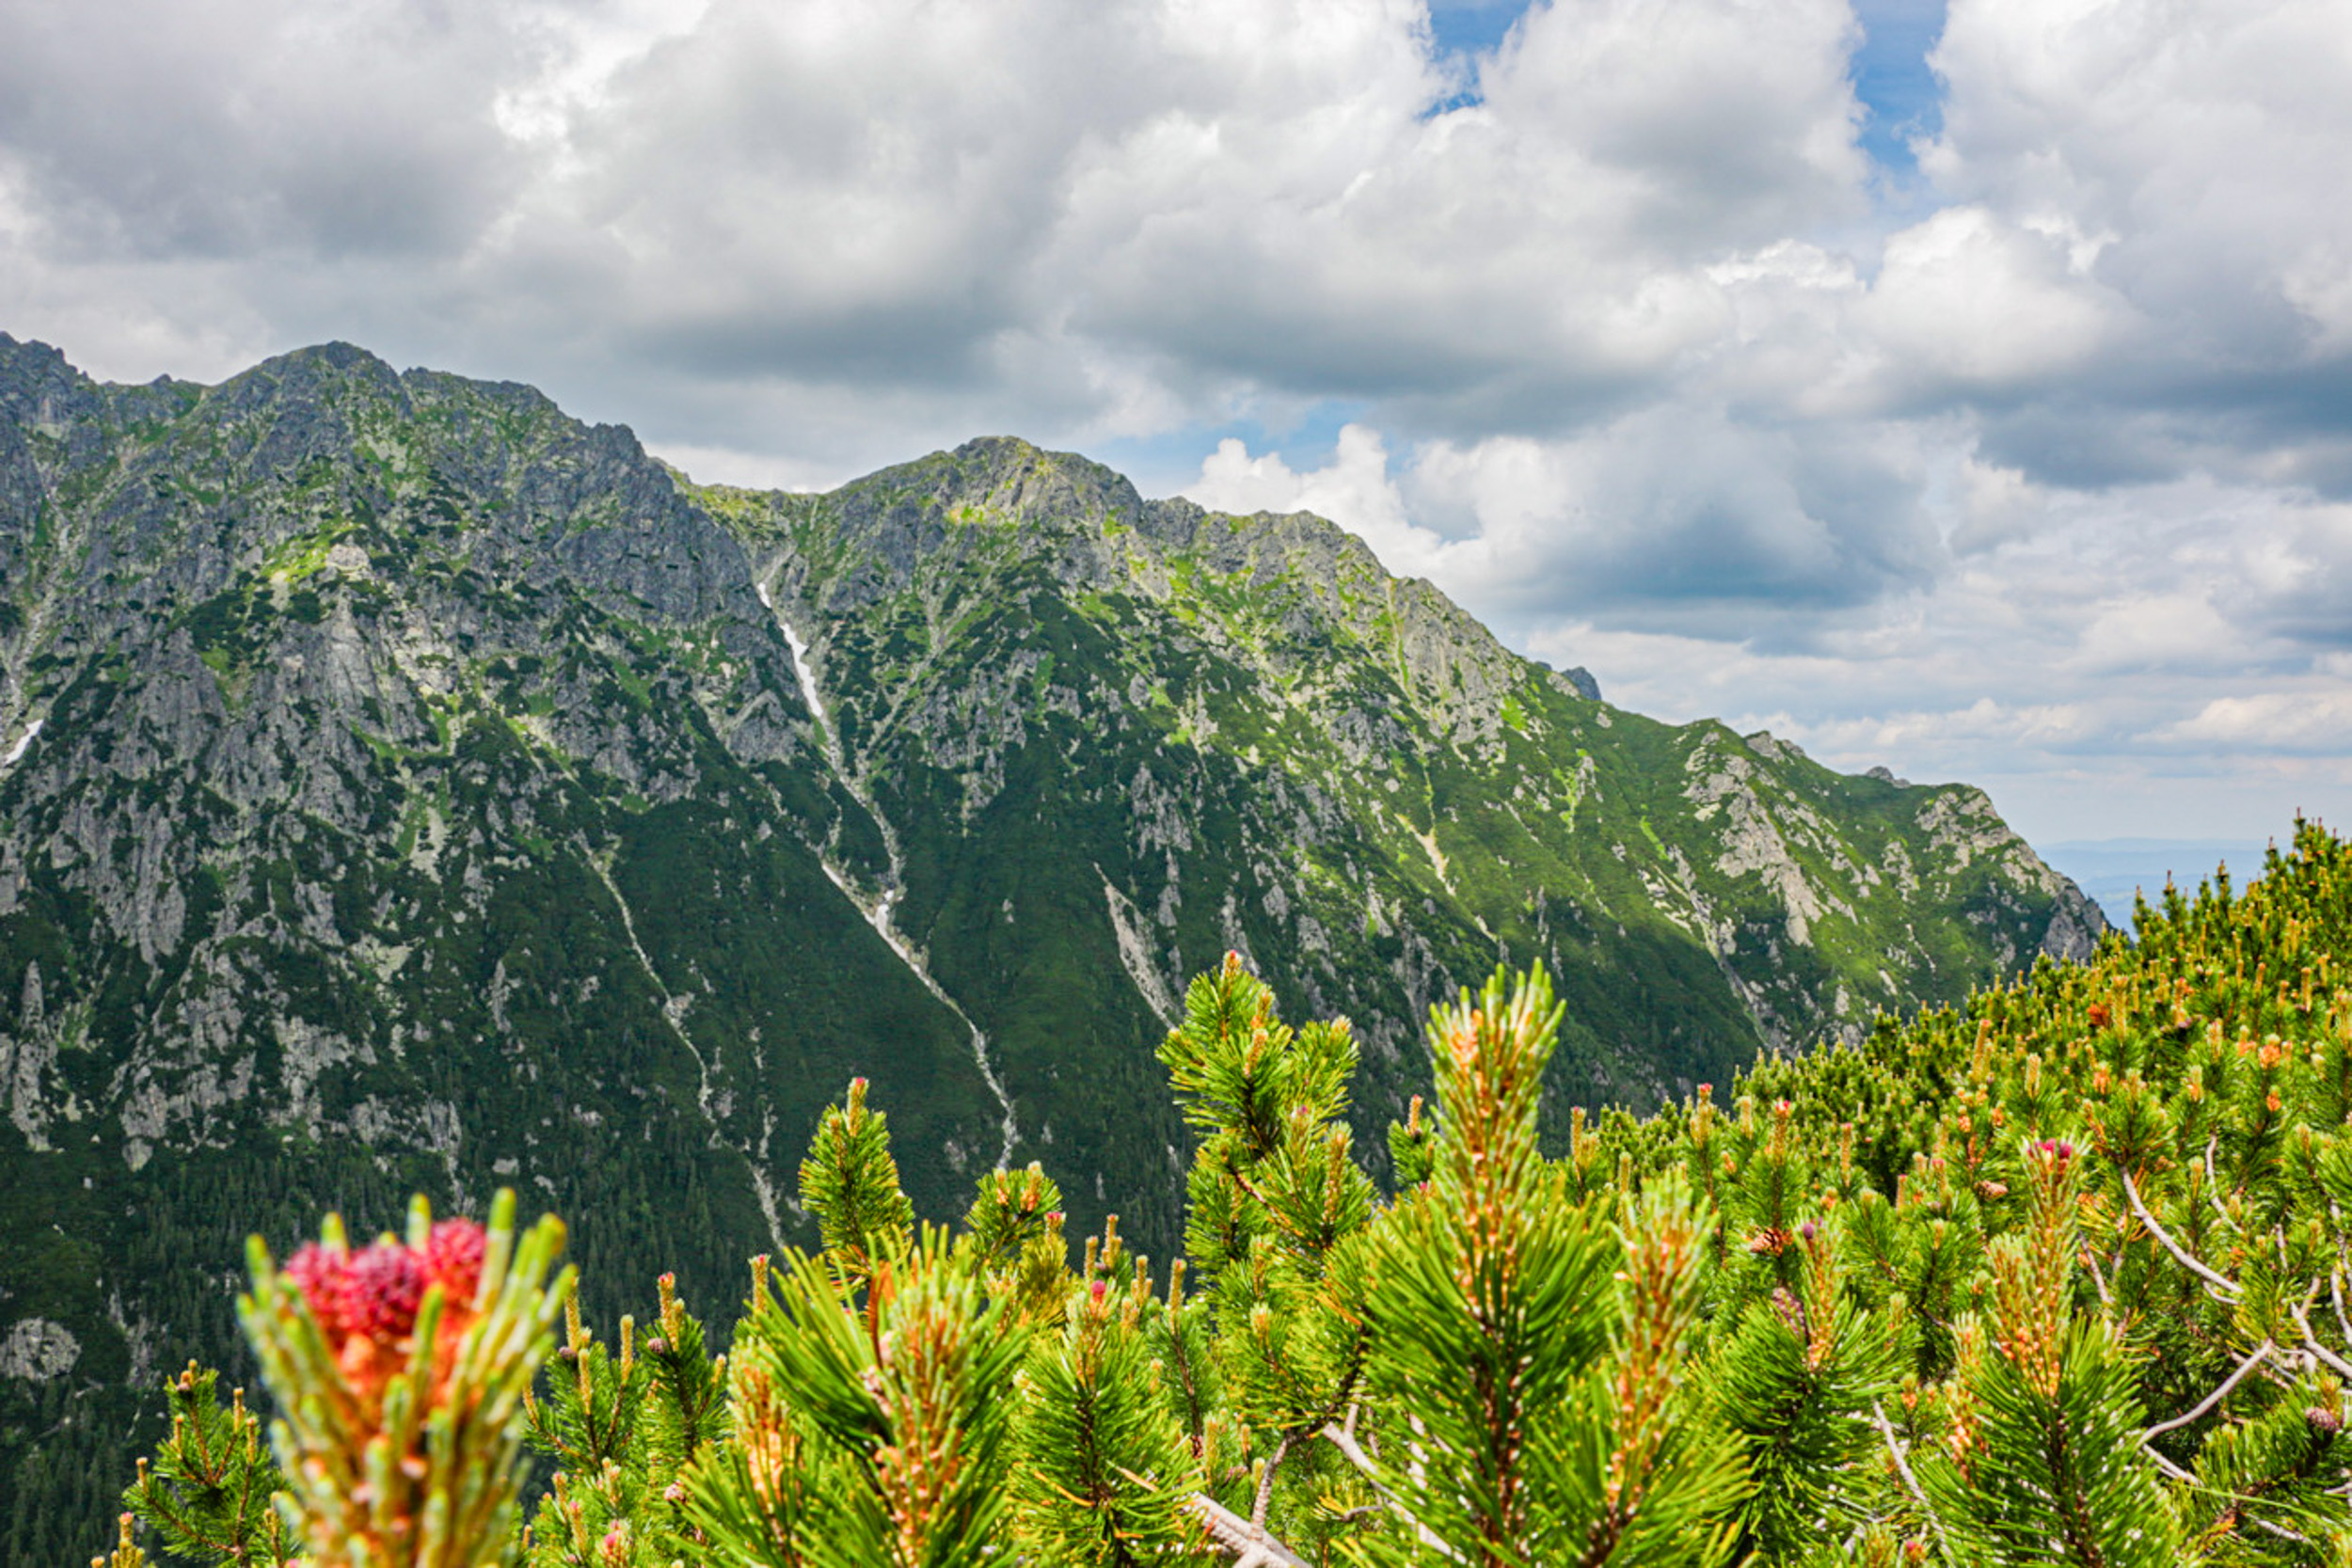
[3,0,2346,851]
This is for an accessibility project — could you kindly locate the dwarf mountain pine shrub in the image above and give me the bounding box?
[118,818,2352,1567]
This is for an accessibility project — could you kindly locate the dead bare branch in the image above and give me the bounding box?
[1184,1493,1311,1568]
[2290,1293,2352,1381]
[1871,1401,1954,1565]
[2144,1341,2271,1439]
[2121,1166,2242,1299]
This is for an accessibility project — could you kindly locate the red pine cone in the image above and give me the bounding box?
[285,1243,355,1338]
[424,1219,487,1303]
[347,1242,427,1341]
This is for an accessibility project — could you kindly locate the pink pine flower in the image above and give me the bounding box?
[284,1243,355,1338]
[346,1243,427,1342]
[423,1219,486,1303]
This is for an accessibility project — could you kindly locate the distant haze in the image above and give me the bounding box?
[2040,840,2276,933]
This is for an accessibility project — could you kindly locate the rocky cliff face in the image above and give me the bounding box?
[719,436,2099,1142]
[0,336,2103,1560]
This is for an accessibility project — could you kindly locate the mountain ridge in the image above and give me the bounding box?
[0,333,2101,1561]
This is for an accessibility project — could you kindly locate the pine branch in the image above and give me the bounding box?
[2202,1137,2236,1227]
[1249,1435,1290,1529]
[1313,1420,1382,1495]
[2082,1245,2114,1309]
[2249,1515,2312,1546]
[1316,1418,1451,1557]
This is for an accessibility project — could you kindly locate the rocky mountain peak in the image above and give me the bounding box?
[737,433,1595,752]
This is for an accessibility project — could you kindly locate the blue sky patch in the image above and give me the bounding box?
[1849,0,1947,176]
[1422,0,1523,111]
[1093,398,1376,501]
[1423,0,1949,179]
[1425,0,1527,60]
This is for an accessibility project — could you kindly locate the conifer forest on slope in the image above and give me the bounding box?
[99,818,2352,1567]
[0,330,2105,1560]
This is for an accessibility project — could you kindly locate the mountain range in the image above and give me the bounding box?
[0,333,2102,1559]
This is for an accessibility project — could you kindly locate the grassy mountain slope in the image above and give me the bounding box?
[708,436,2101,1225]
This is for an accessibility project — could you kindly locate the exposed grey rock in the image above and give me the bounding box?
[0,1318,78,1381]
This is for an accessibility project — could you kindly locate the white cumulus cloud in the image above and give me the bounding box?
[0,0,2345,839]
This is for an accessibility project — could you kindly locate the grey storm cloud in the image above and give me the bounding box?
[6,0,2341,477]
[0,0,533,261]
[1444,408,1945,625]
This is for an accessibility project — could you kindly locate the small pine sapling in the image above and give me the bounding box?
[522,1280,651,1565]
[93,1513,150,1568]
[688,1251,827,1568]
[1922,1139,2185,1568]
[122,1360,294,1566]
[522,1271,723,1568]
[962,1162,1073,1327]
[801,1077,916,1289]
[694,1232,1022,1568]
[641,1273,727,1495]
[1721,1097,1822,1301]
[1157,953,1376,1555]
[1565,1174,1741,1565]
[1362,965,1735,1566]
[1141,1257,1232,1486]
[962,1162,1062,1280]
[1158,953,1352,1284]
[1385,1095,1436,1190]
[1708,1218,1898,1560]
[1010,1264,1203,1563]
[695,1093,1025,1567]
